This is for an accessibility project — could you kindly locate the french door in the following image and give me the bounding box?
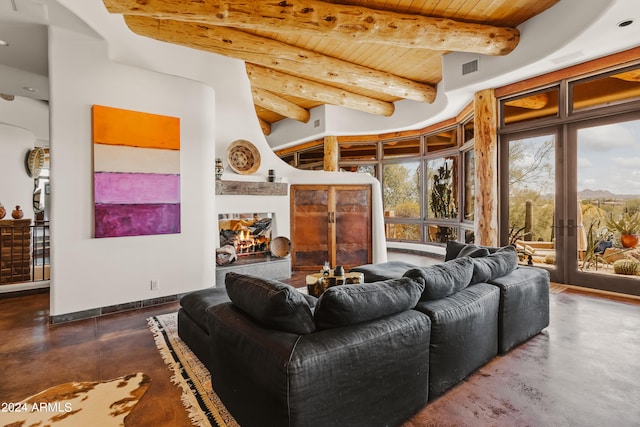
[502,113,640,296]
[567,113,640,295]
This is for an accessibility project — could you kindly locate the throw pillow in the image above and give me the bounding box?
[445,240,500,261]
[403,257,474,300]
[457,244,491,259]
[314,277,424,330]
[470,245,518,284]
[225,272,315,335]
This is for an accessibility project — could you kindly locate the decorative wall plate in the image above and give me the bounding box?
[26,147,45,178]
[226,139,261,175]
[270,236,291,257]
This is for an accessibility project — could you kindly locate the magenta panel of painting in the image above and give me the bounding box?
[94,173,180,205]
[94,204,181,237]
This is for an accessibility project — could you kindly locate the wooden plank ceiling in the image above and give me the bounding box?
[103,0,558,135]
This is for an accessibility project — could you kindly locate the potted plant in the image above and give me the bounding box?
[606,212,640,248]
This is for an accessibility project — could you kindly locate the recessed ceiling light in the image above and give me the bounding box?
[0,40,9,47]
[618,19,634,28]
[23,87,38,92]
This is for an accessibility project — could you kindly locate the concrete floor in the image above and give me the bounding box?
[1,269,639,426]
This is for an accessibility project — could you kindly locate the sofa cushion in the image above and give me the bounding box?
[445,240,499,261]
[225,272,315,335]
[402,257,474,300]
[471,245,518,284]
[349,261,418,282]
[314,277,424,330]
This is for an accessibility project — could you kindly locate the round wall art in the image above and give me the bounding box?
[226,139,261,175]
[26,147,45,178]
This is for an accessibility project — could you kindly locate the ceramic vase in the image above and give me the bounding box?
[215,158,224,180]
[620,234,639,248]
[12,205,23,219]
[0,204,5,219]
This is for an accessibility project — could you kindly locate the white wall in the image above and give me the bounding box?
[211,57,387,263]
[0,124,35,219]
[48,26,216,316]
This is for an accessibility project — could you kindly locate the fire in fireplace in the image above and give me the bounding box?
[218,213,273,261]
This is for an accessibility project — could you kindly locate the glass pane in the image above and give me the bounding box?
[298,144,324,166]
[463,119,474,143]
[463,150,475,221]
[426,129,457,153]
[426,225,458,243]
[426,156,458,219]
[280,154,295,166]
[577,119,640,283]
[339,164,376,176]
[385,222,420,241]
[508,135,556,267]
[572,67,640,112]
[383,138,420,158]
[464,228,475,244]
[503,87,559,125]
[340,143,378,161]
[383,161,420,218]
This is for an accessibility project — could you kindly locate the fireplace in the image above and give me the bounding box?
[218,213,273,262]
[216,212,291,283]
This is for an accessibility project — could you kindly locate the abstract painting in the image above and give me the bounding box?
[92,105,181,238]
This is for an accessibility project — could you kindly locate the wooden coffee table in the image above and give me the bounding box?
[305,271,365,297]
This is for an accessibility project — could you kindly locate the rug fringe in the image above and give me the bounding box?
[147,316,214,427]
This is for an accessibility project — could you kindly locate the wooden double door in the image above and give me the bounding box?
[290,185,372,271]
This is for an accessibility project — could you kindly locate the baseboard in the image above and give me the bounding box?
[560,283,640,302]
[49,293,184,324]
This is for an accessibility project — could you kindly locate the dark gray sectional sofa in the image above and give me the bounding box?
[178,242,550,427]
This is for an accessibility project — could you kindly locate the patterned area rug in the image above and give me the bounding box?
[1,373,150,427]
[147,313,239,427]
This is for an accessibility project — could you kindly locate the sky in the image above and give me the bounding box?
[510,118,640,197]
[578,119,640,195]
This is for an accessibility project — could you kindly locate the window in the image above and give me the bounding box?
[501,86,559,126]
[570,65,640,113]
[426,128,457,153]
[426,156,458,219]
[383,138,420,158]
[463,149,475,221]
[383,161,420,219]
[297,144,324,169]
[340,142,377,161]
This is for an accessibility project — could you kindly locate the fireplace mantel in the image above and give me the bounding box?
[215,180,288,196]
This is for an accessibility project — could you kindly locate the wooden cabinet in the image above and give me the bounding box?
[0,219,32,284]
[290,185,372,270]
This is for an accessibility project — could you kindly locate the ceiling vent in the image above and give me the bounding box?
[462,59,479,76]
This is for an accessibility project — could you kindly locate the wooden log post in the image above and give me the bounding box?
[474,89,499,246]
[324,136,339,172]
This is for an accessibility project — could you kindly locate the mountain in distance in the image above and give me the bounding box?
[578,189,639,199]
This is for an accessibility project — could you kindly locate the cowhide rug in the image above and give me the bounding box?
[1,372,150,427]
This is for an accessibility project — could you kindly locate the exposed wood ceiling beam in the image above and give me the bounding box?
[104,0,520,56]
[246,64,395,117]
[258,117,271,135]
[123,16,437,103]
[252,87,311,123]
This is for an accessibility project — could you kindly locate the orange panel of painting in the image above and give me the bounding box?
[92,105,180,150]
